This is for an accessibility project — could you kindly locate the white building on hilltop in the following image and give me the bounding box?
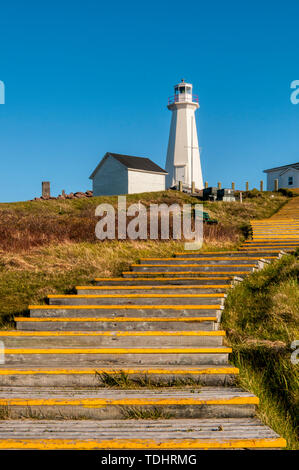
[263,162,299,190]
[90,152,167,196]
[165,79,203,190]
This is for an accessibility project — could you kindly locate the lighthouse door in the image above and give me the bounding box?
[175,166,186,184]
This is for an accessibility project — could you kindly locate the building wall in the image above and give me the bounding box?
[266,170,281,190]
[128,170,166,194]
[266,167,299,190]
[92,156,128,196]
[279,168,299,189]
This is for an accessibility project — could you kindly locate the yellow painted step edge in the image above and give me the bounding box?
[0,438,286,449]
[4,347,232,354]
[173,251,280,255]
[0,330,226,337]
[15,317,218,322]
[131,264,257,267]
[0,396,259,406]
[76,285,232,290]
[122,272,249,275]
[47,294,226,299]
[0,367,239,375]
[139,257,276,261]
[94,277,234,281]
[28,305,223,310]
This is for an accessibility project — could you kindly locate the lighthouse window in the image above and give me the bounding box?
[179,87,185,93]
[186,87,192,94]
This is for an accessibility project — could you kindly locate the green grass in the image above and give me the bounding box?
[120,406,173,420]
[222,253,299,449]
[205,189,288,232]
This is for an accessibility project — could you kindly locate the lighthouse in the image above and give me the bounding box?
[165,79,203,190]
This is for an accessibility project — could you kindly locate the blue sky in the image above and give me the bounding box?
[0,0,299,202]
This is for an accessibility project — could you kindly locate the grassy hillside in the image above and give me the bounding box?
[0,190,289,328]
[222,253,299,449]
[0,190,287,251]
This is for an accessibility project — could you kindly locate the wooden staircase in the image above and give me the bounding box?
[0,199,298,449]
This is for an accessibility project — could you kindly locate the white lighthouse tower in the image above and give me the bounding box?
[165,79,203,190]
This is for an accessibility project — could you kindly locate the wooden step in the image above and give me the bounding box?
[138,258,271,265]
[28,305,224,318]
[174,251,282,258]
[1,346,232,366]
[0,386,258,420]
[15,316,220,332]
[0,364,239,387]
[94,277,235,285]
[123,271,248,278]
[0,418,286,449]
[0,330,226,347]
[76,285,231,295]
[47,294,226,306]
[130,264,256,273]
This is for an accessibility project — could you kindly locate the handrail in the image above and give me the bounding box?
[168,94,199,105]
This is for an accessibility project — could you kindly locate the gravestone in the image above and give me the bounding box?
[42,181,50,198]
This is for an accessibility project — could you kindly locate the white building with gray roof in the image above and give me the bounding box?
[263,162,299,190]
[89,152,167,196]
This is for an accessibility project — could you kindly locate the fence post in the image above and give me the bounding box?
[179,181,183,192]
[217,182,221,190]
[232,182,235,191]
[274,179,279,191]
[246,181,249,191]
[260,180,263,192]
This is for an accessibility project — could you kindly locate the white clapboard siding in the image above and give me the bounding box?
[128,169,166,194]
[92,156,128,196]
[265,165,299,190]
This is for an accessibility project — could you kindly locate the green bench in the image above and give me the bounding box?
[203,211,218,224]
[195,209,218,224]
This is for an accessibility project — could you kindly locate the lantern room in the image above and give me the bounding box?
[168,79,198,105]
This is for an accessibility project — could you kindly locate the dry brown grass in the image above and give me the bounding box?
[0,211,241,252]
[0,189,288,252]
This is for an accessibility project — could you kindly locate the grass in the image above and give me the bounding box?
[95,370,203,389]
[205,189,288,234]
[0,190,288,252]
[222,253,299,449]
[120,406,172,420]
[0,405,11,420]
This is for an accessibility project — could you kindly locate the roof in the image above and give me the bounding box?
[90,153,167,179]
[263,162,299,173]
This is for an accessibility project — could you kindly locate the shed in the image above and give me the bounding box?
[89,153,167,196]
[263,162,299,190]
